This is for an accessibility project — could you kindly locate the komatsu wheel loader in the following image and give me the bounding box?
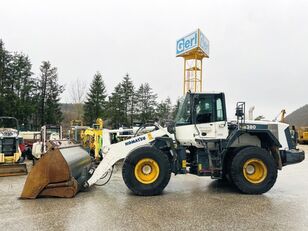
[21,92,305,198]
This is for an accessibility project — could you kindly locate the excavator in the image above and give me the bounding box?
[81,118,103,160]
[20,92,304,198]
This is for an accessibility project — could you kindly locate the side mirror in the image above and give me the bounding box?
[235,102,245,118]
[235,107,244,118]
[166,121,175,134]
[235,102,246,125]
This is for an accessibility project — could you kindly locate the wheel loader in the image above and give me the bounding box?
[21,92,305,198]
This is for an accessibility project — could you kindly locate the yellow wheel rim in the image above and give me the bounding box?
[243,158,267,184]
[134,158,160,184]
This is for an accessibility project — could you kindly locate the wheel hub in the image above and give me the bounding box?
[243,158,268,184]
[246,164,255,175]
[142,164,152,175]
[134,158,160,184]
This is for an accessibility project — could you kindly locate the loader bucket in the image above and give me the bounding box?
[20,145,91,199]
[0,163,27,177]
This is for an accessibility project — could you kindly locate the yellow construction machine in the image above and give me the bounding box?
[69,120,89,144]
[298,127,308,144]
[0,117,27,176]
[81,118,103,160]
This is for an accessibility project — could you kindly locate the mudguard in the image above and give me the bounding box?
[225,129,281,149]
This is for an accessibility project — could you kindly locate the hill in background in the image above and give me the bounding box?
[285,104,308,127]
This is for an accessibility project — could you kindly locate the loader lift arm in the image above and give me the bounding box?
[85,126,170,188]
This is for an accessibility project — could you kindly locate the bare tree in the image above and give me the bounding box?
[69,78,87,120]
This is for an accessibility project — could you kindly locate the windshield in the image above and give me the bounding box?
[47,128,60,134]
[175,95,191,125]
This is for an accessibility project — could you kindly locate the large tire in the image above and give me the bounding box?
[223,147,248,186]
[230,146,277,194]
[122,146,171,196]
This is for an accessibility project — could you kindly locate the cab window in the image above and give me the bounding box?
[195,97,213,124]
[175,96,191,125]
[216,97,224,121]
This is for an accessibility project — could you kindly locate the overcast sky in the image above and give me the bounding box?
[1,0,307,120]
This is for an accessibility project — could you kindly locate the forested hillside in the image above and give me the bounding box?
[285,105,308,127]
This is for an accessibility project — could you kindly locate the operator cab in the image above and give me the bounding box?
[175,92,228,146]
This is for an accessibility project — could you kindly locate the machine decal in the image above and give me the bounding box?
[125,136,146,146]
[147,133,154,141]
[241,124,268,130]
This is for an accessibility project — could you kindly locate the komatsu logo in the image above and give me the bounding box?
[125,136,146,146]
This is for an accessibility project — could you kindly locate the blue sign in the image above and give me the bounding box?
[176,29,209,57]
[176,31,198,56]
[199,30,209,56]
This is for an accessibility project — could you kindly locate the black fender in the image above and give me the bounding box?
[151,137,176,158]
[151,137,179,173]
[225,129,281,149]
[222,130,282,170]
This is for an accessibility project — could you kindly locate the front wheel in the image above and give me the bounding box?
[230,146,277,194]
[122,146,171,196]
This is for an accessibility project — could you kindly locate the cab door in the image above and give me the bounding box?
[194,94,228,139]
[194,95,216,138]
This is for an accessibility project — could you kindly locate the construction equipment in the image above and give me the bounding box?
[69,125,89,144]
[21,92,305,198]
[81,118,103,160]
[69,119,88,144]
[0,117,27,176]
[32,125,71,160]
[298,127,308,144]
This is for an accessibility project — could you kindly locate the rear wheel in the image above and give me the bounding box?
[122,146,171,196]
[230,146,277,194]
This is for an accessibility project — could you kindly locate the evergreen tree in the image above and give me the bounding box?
[83,72,107,125]
[107,83,125,128]
[0,39,11,117]
[135,83,157,123]
[38,61,64,126]
[106,73,136,128]
[9,53,35,128]
[121,73,135,126]
[0,40,35,129]
[172,98,181,119]
[156,97,172,125]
